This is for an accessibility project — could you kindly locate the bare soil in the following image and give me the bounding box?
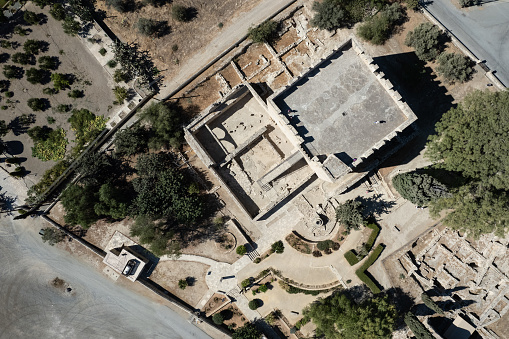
[96,0,260,77]
[150,260,209,307]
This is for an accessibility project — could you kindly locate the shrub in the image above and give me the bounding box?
[355,244,385,293]
[406,0,420,10]
[51,73,70,90]
[241,278,251,288]
[41,227,66,245]
[50,3,66,20]
[310,0,347,30]
[259,284,268,293]
[113,69,131,83]
[4,91,13,98]
[212,312,224,325]
[113,86,128,103]
[43,87,58,95]
[171,4,188,22]
[107,59,117,68]
[236,244,247,255]
[0,40,12,49]
[317,240,334,251]
[106,0,133,12]
[405,23,443,61]
[99,48,107,56]
[357,3,403,45]
[312,250,322,257]
[248,20,278,43]
[253,257,261,264]
[2,65,22,79]
[344,250,359,265]
[332,242,340,251]
[248,299,260,310]
[458,0,479,7]
[436,52,473,83]
[172,44,178,52]
[137,17,159,36]
[68,89,84,99]
[27,98,47,111]
[14,26,28,36]
[55,104,72,113]
[178,278,188,289]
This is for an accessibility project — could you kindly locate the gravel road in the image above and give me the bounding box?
[0,215,211,339]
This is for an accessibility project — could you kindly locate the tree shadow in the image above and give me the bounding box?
[5,140,24,155]
[186,276,196,286]
[0,189,17,213]
[185,7,198,21]
[155,20,171,38]
[438,299,475,312]
[0,53,9,63]
[427,315,453,335]
[356,193,396,216]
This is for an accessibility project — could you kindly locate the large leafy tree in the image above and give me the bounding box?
[430,182,509,238]
[426,90,509,190]
[393,171,449,207]
[305,293,398,339]
[141,102,183,149]
[311,0,347,30]
[335,199,365,231]
[436,52,473,84]
[94,182,132,219]
[114,125,149,158]
[60,184,100,228]
[405,23,443,61]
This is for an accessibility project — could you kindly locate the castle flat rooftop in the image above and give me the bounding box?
[275,46,407,162]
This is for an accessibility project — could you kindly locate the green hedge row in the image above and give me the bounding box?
[344,250,359,265]
[355,244,385,294]
[365,222,381,251]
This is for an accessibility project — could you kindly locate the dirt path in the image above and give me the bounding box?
[156,0,296,100]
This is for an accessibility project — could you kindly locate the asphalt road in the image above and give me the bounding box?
[0,215,211,339]
[424,0,509,86]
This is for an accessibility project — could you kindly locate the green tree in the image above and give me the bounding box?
[430,182,509,238]
[305,293,397,339]
[436,52,473,83]
[68,89,84,98]
[113,69,131,83]
[311,0,347,30]
[248,299,260,310]
[271,240,284,253]
[426,90,509,189]
[23,11,41,25]
[111,40,155,82]
[171,4,188,22]
[232,323,261,339]
[140,102,183,149]
[12,52,33,65]
[236,244,247,255]
[27,125,52,142]
[357,3,403,45]
[60,184,100,228]
[335,199,365,231]
[62,17,81,36]
[3,65,23,79]
[135,152,172,178]
[26,160,69,204]
[421,292,444,314]
[41,227,66,245]
[27,98,47,111]
[248,20,278,43]
[51,73,71,90]
[405,22,443,61]
[68,0,96,22]
[38,56,59,70]
[178,278,188,289]
[33,0,55,8]
[24,40,44,55]
[94,182,131,219]
[393,171,449,206]
[75,150,115,186]
[49,3,66,20]
[113,125,148,157]
[404,312,434,339]
[26,68,48,84]
[212,312,224,325]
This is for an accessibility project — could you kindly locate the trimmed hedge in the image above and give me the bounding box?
[355,244,385,294]
[365,222,381,251]
[344,250,360,265]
